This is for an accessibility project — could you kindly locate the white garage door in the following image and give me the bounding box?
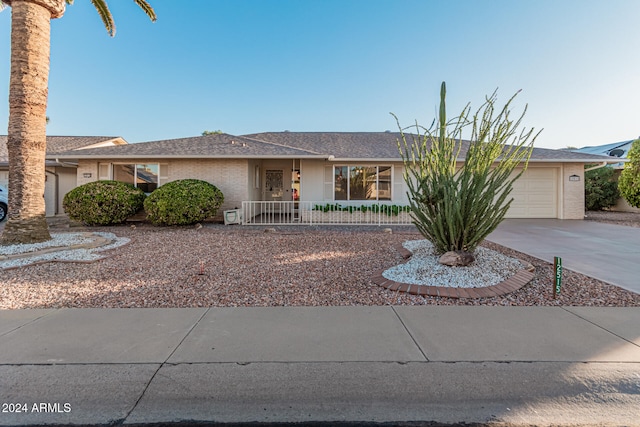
[506,168,558,218]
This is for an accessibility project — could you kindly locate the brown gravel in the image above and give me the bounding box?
[1,221,638,309]
[585,210,640,228]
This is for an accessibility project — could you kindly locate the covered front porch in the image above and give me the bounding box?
[238,158,409,225]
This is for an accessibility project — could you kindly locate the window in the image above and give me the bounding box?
[110,163,160,193]
[333,165,392,201]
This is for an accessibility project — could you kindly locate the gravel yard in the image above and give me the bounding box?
[1,220,639,309]
[585,210,640,227]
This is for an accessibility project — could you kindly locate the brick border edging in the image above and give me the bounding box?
[371,244,535,299]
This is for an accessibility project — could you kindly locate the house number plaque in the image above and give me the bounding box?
[553,256,562,298]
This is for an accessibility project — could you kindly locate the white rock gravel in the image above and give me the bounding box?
[383,240,525,288]
[0,233,89,255]
[0,232,130,270]
[0,225,638,308]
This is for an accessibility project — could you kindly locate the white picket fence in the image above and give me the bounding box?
[240,201,413,226]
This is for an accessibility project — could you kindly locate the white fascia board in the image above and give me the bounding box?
[525,158,627,164]
[327,158,402,162]
[306,157,624,163]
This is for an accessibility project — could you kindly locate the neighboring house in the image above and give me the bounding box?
[573,138,639,213]
[52,132,620,222]
[0,136,128,216]
[573,139,636,169]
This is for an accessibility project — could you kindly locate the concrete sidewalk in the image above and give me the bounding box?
[1,306,639,426]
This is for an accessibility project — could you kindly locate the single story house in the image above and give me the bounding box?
[573,138,639,213]
[0,135,127,216]
[50,132,621,223]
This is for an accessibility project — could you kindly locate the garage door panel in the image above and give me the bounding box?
[506,168,558,218]
[526,193,556,204]
[523,168,552,179]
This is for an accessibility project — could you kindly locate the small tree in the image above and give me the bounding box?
[618,139,640,208]
[584,166,619,211]
[394,82,539,256]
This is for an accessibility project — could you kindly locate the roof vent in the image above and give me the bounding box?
[284,130,290,133]
[384,130,391,133]
[241,142,247,147]
[609,149,625,157]
[230,140,236,145]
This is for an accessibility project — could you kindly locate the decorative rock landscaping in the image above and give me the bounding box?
[0,225,638,308]
[0,232,129,270]
[372,240,535,299]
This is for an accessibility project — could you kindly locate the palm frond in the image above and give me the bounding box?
[89,0,156,36]
[132,0,157,22]
[90,0,115,36]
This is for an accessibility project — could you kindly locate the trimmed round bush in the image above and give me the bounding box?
[63,180,146,226]
[144,179,224,226]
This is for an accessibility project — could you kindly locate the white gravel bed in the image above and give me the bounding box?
[383,240,524,288]
[0,232,130,270]
[0,233,90,255]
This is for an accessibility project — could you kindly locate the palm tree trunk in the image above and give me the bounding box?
[1,0,65,245]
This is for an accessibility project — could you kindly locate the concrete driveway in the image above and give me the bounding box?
[488,219,640,295]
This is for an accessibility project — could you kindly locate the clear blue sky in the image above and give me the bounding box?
[1,0,639,149]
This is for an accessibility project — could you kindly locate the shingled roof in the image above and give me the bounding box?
[245,131,403,160]
[49,131,618,163]
[0,135,126,164]
[245,132,620,163]
[53,133,325,159]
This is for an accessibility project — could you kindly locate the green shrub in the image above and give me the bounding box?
[311,203,410,216]
[584,166,619,211]
[619,139,640,208]
[144,179,224,226]
[63,180,146,226]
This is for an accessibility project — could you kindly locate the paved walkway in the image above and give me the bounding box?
[488,219,640,294]
[1,306,639,426]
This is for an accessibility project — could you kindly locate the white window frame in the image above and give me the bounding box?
[332,165,393,201]
[99,162,168,193]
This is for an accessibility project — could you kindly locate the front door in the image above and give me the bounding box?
[265,169,291,201]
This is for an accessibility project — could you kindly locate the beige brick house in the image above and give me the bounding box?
[47,131,622,223]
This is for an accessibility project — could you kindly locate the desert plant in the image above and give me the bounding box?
[144,179,224,226]
[618,139,640,208]
[394,82,539,255]
[584,166,619,211]
[63,180,145,226]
